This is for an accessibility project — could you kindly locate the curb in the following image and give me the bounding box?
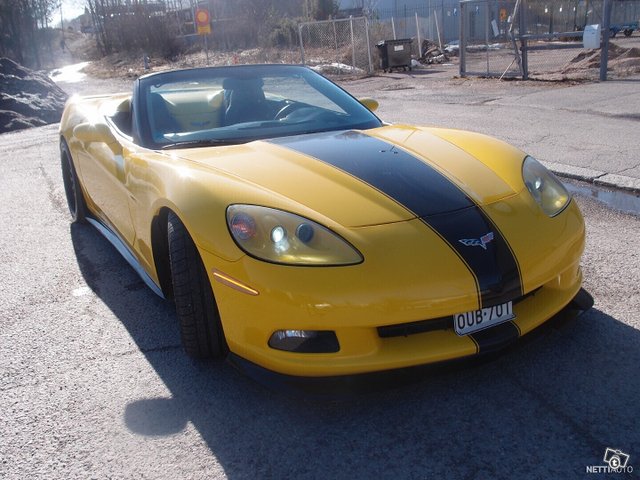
[541,161,640,195]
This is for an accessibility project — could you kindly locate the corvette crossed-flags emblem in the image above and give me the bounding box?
[458,232,495,250]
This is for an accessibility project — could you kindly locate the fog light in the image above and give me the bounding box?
[268,330,340,353]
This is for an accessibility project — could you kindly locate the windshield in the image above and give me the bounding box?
[136,65,382,149]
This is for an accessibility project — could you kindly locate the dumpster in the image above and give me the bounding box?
[376,39,412,72]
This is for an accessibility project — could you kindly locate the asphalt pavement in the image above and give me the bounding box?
[0,68,638,479]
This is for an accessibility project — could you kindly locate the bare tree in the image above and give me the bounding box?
[86,0,179,57]
[0,0,57,68]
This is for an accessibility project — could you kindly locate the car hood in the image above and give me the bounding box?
[170,125,525,228]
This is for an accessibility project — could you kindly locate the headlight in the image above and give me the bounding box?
[522,156,570,217]
[226,205,363,266]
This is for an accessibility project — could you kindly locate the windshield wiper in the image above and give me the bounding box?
[161,138,241,150]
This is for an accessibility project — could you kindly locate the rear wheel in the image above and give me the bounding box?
[60,139,86,223]
[623,29,633,37]
[167,212,227,359]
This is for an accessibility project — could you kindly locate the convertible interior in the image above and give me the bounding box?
[105,65,381,149]
[108,80,284,139]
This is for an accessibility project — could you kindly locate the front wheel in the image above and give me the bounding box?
[60,138,87,223]
[168,212,227,359]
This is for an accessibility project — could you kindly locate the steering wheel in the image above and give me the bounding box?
[275,102,306,120]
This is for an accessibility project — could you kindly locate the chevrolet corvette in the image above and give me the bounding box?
[59,64,592,379]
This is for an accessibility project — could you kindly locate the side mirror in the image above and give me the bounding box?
[358,97,379,112]
[73,122,122,155]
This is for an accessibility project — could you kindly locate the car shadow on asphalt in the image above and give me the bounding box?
[70,222,640,478]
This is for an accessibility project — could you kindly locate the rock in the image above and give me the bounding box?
[0,57,68,134]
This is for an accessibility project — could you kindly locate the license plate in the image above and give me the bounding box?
[453,301,515,336]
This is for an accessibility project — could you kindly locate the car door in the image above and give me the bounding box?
[76,128,136,247]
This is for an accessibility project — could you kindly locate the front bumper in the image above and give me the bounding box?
[205,254,585,377]
[229,288,593,395]
[202,195,586,378]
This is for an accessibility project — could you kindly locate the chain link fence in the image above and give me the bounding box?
[521,0,640,79]
[298,10,456,76]
[298,17,373,75]
[298,5,463,75]
[372,4,461,44]
[297,0,639,79]
[367,14,438,62]
[519,0,602,79]
[460,0,640,80]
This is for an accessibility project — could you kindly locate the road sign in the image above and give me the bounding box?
[196,8,211,35]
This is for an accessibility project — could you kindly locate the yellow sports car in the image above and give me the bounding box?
[60,64,592,380]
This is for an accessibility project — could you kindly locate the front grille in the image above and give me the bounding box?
[376,287,541,339]
[377,316,450,338]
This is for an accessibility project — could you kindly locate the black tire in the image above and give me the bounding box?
[60,138,87,223]
[167,212,227,359]
[623,29,633,37]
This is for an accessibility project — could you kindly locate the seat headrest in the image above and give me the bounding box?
[116,97,131,113]
[222,77,264,91]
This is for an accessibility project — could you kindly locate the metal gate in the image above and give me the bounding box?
[459,0,522,78]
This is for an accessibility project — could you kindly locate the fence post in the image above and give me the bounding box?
[365,17,373,74]
[434,9,443,50]
[484,2,489,75]
[298,25,306,65]
[519,0,528,79]
[427,0,433,40]
[600,0,612,81]
[416,12,422,57]
[333,20,339,65]
[460,1,466,77]
[349,16,356,71]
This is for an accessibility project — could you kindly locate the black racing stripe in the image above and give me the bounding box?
[273,130,474,216]
[469,321,520,354]
[269,130,523,306]
[427,208,522,306]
